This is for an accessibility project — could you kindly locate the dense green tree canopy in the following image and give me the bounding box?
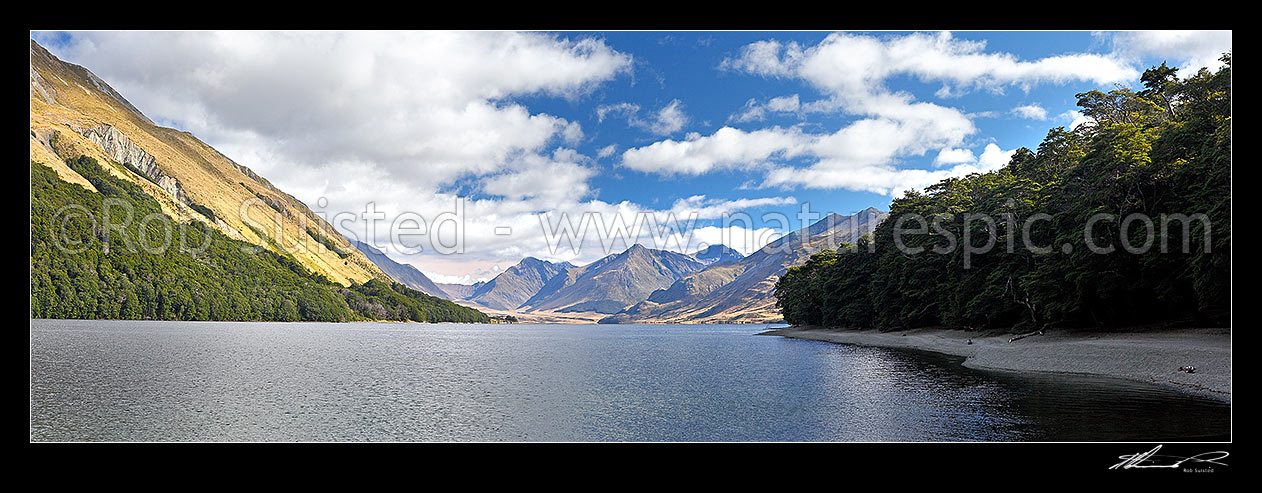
[31,156,489,323]
[776,56,1230,332]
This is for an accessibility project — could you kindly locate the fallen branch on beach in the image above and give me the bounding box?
[1008,329,1045,343]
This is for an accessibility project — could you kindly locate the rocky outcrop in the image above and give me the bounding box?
[29,66,57,105]
[78,124,187,205]
[29,42,61,106]
[73,123,237,234]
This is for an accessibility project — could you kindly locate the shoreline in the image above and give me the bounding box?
[760,326,1231,404]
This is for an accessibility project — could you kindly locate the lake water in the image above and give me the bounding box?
[29,319,1230,442]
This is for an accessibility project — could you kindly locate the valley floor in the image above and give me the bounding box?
[451,301,787,325]
[450,302,607,324]
[761,326,1231,404]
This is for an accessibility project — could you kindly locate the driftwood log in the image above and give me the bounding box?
[1008,329,1045,343]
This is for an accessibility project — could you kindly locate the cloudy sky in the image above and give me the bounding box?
[33,30,1231,284]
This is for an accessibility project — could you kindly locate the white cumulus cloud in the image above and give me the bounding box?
[728,94,802,123]
[933,147,977,167]
[596,144,617,158]
[1105,30,1232,72]
[977,143,1016,168]
[621,126,812,175]
[1011,103,1048,120]
[595,99,689,135]
[627,31,1135,195]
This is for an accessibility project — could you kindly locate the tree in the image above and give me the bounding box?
[775,57,1231,332]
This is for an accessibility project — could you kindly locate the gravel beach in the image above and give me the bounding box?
[761,326,1231,404]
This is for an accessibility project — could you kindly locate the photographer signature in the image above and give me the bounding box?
[1110,445,1229,470]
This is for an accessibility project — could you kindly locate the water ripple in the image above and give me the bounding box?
[29,320,1229,442]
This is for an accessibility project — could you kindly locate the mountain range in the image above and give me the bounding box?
[417,208,886,323]
[520,244,706,314]
[600,208,887,324]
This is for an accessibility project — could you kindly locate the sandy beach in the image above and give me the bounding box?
[761,326,1231,404]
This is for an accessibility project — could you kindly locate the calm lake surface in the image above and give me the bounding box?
[30,319,1230,442]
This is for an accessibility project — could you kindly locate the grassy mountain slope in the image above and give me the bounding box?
[30,39,386,287]
[348,239,450,299]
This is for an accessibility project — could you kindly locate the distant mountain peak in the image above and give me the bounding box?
[816,212,846,225]
[466,255,576,310]
[692,244,744,265]
[516,256,574,268]
[615,243,654,260]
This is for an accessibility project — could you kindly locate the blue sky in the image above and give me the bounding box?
[524,31,1094,220]
[33,30,1231,283]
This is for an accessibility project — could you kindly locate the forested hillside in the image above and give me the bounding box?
[776,56,1231,331]
[29,40,390,288]
[31,156,489,323]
